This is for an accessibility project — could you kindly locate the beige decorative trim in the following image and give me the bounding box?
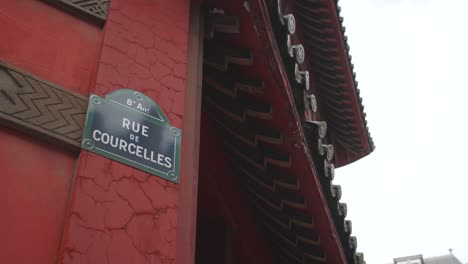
[0,61,87,151]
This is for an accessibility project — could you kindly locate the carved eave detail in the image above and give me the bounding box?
[203,9,329,263]
[272,0,366,263]
[294,0,374,165]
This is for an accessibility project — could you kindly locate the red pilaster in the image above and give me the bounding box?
[59,1,199,263]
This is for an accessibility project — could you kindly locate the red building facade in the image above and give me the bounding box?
[0,0,374,263]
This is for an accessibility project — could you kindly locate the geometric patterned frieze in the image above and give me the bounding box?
[0,61,87,151]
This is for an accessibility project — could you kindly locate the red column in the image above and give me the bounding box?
[59,0,200,263]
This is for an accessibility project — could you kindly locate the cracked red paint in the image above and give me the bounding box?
[62,153,182,263]
[60,0,190,263]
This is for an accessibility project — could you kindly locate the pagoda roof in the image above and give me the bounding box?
[202,0,374,262]
[295,0,374,167]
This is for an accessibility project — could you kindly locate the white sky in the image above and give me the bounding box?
[335,0,468,263]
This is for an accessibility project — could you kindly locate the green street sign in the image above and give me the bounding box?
[81,89,181,183]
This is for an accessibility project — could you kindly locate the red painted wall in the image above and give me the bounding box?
[59,0,194,263]
[0,1,102,263]
[0,127,77,264]
[0,0,102,96]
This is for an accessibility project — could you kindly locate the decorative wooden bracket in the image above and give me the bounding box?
[0,61,87,151]
[42,0,111,26]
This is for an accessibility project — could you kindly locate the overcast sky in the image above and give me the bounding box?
[334,0,468,263]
